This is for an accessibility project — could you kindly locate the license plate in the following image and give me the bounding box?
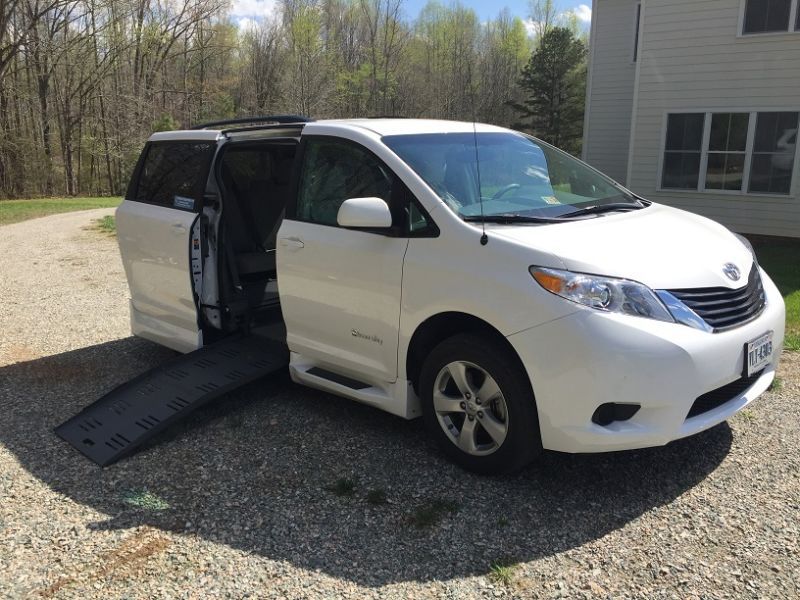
[744,331,773,377]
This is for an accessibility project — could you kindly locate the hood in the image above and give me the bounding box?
[489,203,755,290]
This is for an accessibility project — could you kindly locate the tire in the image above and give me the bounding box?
[419,333,542,475]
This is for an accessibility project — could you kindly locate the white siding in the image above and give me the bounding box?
[628,0,800,238]
[582,0,640,183]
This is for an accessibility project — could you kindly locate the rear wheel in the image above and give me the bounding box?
[419,333,542,475]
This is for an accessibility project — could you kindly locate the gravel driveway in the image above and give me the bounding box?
[0,209,798,599]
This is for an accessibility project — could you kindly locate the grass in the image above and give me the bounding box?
[327,478,357,497]
[0,197,121,226]
[750,236,800,352]
[489,558,519,586]
[121,490,171,511]
[409,498,460,528]
[91,214,116,235]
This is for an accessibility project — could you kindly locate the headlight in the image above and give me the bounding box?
[530,267,674,323]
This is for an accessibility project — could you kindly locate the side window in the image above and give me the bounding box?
[297,138,392,226]
[134,142,214,210]
[408,202,431,234]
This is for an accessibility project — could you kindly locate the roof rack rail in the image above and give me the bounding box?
[190,115,313,130]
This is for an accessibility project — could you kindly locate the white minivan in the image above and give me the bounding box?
[115,116,785,474]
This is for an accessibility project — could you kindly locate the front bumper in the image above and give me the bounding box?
[508,268,785,453]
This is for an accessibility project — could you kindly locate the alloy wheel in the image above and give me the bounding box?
[432,360,509,456]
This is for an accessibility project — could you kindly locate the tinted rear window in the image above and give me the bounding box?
[134,142,214,209]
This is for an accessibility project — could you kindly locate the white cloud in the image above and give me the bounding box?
[571,4,592,24]
[231,0,279,29]
[523,3,591,38]
[230,0,278,18]
[522,18,539,37]
[237,16,259,32]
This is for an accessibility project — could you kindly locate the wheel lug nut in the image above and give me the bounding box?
[460,402,466,409]
[468,415,475,421]
[477,411,484,419]
[476,398,481,405]
[465,392,471,399]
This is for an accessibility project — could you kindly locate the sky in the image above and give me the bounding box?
[230,0,592,31]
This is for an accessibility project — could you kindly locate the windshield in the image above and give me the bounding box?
[383,132,638,220]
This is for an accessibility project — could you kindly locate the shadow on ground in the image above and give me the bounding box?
[0,337,732,586]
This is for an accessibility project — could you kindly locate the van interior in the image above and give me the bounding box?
[213,137,299,333]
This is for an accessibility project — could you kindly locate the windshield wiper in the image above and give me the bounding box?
[560,202,643,219]
[462,214,566,224]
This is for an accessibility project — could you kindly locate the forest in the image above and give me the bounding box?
[0,0,587,198]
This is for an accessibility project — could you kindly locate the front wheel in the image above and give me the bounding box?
[419,334,542,475]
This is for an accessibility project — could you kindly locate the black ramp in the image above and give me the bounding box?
[55,335,288,466]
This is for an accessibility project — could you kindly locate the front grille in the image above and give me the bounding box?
[686,370,763,419]
[667,264,765,332]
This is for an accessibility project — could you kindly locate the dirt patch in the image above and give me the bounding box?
[37,528,171,598]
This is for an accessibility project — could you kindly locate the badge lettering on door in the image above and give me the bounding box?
[352,329,383,345]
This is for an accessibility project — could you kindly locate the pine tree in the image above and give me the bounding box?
[510,27,587,155]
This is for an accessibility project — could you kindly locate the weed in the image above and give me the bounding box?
[366,489,388,505]
[410,498,460,527]
[121,490,170,511]
[93,215,116,235]
[769,376,783,392]
[328,478,357,497]
[738,408,756,422]
[489,558,519,586]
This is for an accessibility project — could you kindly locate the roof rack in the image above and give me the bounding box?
[190,115,313,130]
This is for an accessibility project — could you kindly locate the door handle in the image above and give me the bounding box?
[280,237,305,249]
[171,223,187,235]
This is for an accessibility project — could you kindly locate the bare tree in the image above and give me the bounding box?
[527,0,557,43]
[0,0,588,198]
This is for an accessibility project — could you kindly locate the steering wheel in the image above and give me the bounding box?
[491,183,521,200]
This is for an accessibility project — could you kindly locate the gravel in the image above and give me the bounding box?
[0,209,798,599]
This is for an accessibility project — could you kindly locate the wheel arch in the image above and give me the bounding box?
[405,312,531,395]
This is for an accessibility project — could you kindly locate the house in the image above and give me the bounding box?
[582,0,800,238]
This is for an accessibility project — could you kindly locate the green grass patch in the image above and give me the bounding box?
[750,236,800,352]
[489,558,519,586]
[327,478,357,497]
[121,490,171,511]
[0,197,121,226]
[91,215,116,236]
[409,498,460,528]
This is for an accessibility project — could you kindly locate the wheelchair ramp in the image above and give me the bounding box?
[55,335,288,466]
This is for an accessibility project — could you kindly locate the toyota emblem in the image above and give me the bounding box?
[723,263,741,281]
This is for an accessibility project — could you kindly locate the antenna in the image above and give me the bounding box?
[472,121,488,246]
[467,62,488,246]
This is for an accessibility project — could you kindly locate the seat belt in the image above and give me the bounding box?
[223,227,252,335]
[224,235,242,293]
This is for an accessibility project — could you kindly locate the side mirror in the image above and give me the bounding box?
[337,197,393,229]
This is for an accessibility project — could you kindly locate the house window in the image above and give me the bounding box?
[661,111,799,195]
[633,3,641,61]
[749,112,800,194]
[705,113,749,191]
[742,0,799,33]
[661,113,704,189]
